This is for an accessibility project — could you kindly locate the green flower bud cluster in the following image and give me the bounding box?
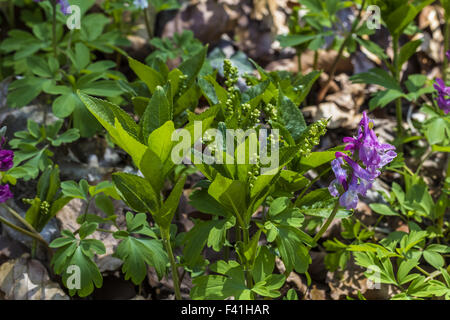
[298,119,328,157]
[175,74,188,99]
[203,132,219,157]
[224,59,239,88]
[293,85,304,93]
[263,103,278,121]
[223,60,240,118]
[40,201,50,215]
[22,198,34,205]
[239,103,261,128]
[248,153,261,189]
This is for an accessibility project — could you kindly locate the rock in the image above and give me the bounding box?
[0,254,68,300]
[0,105,59,141]
[161,1,238,46]
[316,102,351,129]
[0,235,29,266]
[309,285,326,300]
[100,147,122,167]
[0,200,59,259]
[326,258,400,300]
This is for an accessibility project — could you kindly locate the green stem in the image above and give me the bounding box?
[415,265,430,277]
[317,0,366,102]
[296,167,331,203]
[297,51,302,74]
[241,224,254,291]
[162,229,182,300]
[392,35,404,139]
[444,19,449,82]
[143,3,156,40]
[8,0,15,28]
[312,200,340,244]
[0,215,48,248]
[1,203,39,234]
[52,0,57,58]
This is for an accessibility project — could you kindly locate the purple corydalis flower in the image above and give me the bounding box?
[329,112,396,210]
[0,150,14,172]
[0,184,13,203]
[434,78,450,114]
[33,0,71,15]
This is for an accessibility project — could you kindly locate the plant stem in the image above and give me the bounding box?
[143,3,156,40]
[241,224,254,291]
[52,0,57,58]
[8,0,15,28]
[444,19,449,82]
[1,203,39,234]
[312,200,340,244]
[162,229,182,300]
[393,35,404,139]
[415,265,430,277]
[297,51,302,74]
[317,0,366,102]
[0,215,48,248]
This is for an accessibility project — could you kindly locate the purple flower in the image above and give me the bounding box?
[434,78,450,114]
[446,50,450,61]
[33,0,71,15]
[0,184,13,203]
[0,150,14,171]
[328,112,397,210]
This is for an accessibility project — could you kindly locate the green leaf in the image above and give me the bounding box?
[78,92,146,164]
[369,89,404,110]
[112,172,160,214]
[7,77,48,108]
[50,231,105,297]
[182,217,235,266]
[350,68,402,92]
[128,57,164,94]
[252,274,285,298]
[52,93,79,118]
[297,151,336,173]
[277,34,317,47]
[275,227,311,274]
[423,250,445,269]
[178,46,207,90]
[139,121,176,193]
[156,175,186,230]
[79,222,98,239]
[61,181,88,200]
[398,40,422,68]
[50,129,80,146]
[115,236,168,284]
[191,261,251,300]
[369,203,400,216]
[208,174,247,222]
[189,186,229,217]
[140,86,172,140]
[277,91,307,142]
[252,246,275,283]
